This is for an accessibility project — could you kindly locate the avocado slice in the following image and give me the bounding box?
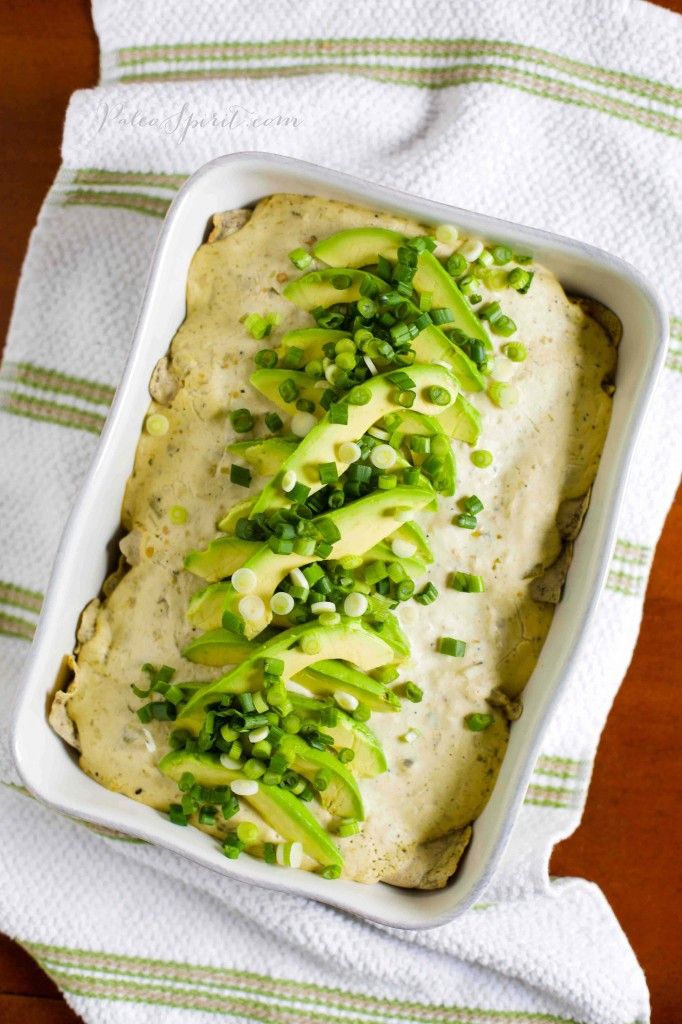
[396,521,433,563]
[326,720,386,778]
[359,519,432,576]
[386,410,456,496]
[186,589,409,667]
[177,620,393,733]
[218,496,256,534]
[227,437,299,476]
[250,364,458,516]
[288,695,387,777]
[310,229,486,345]
[395,389,481,446]
[412,250,488,342]
[182,628,256,667]
[286,245,485,394]
[361,540,427,579]
[249,369,321,414]
[223,485,435,637]
[185,536,260,583]
[279,327,350,362]
[279,735,364,819]
[313,227,405,268]
[283,268,389,310]
[293,659,401,712]
[296,301,483,400]
[366,613,411,659]
[187,582,233,631]
[159,751,342,868]
[437,394,482,445]
[412,325,486,393]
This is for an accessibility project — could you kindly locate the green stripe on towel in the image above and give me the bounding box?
[73,168,187,190]
[0,611,36,641]
[606,540,651,595]
[0,390,106,435]
[63,189,171,219]
[605,569,645,597]
[525,781,582,809]
[614,539,651,555]
[612,539,651,568]
[114,61,682,139]
[667,316,681,370]
[1,361,115,407]
[534,755,588,782]
[25,940,592,1024]
[114,37,682,108]
[0,579,43,614]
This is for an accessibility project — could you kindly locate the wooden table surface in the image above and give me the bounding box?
[1,1,680,1021]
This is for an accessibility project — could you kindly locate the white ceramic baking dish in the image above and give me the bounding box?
[11,152,667,929]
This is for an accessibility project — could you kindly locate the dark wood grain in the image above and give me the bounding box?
[1,2,680,1022]
[0,935,59,998]
[0,995,78,1024]
[0,0,98,348]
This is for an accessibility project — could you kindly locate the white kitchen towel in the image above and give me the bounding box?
[1,1,680,1022]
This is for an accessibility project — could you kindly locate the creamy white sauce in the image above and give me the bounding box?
[63,195,615,886]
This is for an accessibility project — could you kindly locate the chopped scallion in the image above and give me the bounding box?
[231,408,255,433]
[230,464,252,488]
[404,682,423,703]
[491,314,517,337]
[447,252,468,278]
[386,370,415,390]
[471,449,493,468]
[465,712,494,731]
[438,636,466,657]
[508,267,534,292]
[347,385,371,407]
[488,380,519,409]
[352,703,371,722]
[328,403,349,425]
[449,571,486,593]
[318,462,339,485]
[168,804,188,826]
[278,378,299,404]
[492,245,513,265]
[462,494,484,515]
[427,385,451,406]
[288,247,313,269]
[255,348,278,368]
[282,346,305,370]
[242,313,270,340]
[338,818,361,837]
[396,579,415,601]
[414,582,438,605]
[265,411,284,432]
[397,390,415,408]
[237,821,260,845]
[503,342,527,362]
[313,769,331,792]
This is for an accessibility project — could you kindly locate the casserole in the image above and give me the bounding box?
[11,152,667,928]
